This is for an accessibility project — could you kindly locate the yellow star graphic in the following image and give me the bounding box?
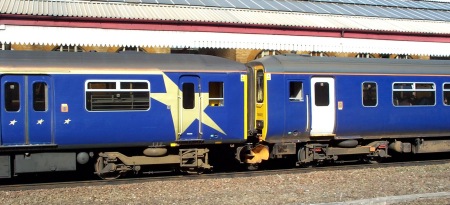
[151,73,226,140]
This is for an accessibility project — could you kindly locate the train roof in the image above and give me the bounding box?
[0,50,246,74]
[249,54,450,75]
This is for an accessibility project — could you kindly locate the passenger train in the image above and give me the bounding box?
[0,50,449,179]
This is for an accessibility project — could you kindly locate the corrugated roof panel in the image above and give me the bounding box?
[23,0,30,14]
[352,5,378,17]
[172,0,188,5]
[188,0,206,7]
[172,6,195,21]
[77,2,88,17]
[280,1,304,12]
[305,2,333,14]
[157,0,173,5]
[91,2,102,18]
[52,1,59,16]
[36,0,43,15]
[258,0,276,10]
[226,0,248,9]
[322,2,355,15]
[135,4,151,19]
[288,1,314,13]
[1,0,450,35]
[59,1,66,16]
[407,7,434,20]
[431,9,450,21]
[10,0,18,14]
[270,1,291,11]
[126,4,140,19]
[109,4,123,18]
[64,2,73,17]
[201,0,220,7]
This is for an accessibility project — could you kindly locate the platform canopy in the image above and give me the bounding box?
[1,0,450,56]
[1,25,450,56]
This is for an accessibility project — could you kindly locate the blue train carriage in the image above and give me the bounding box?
[0,51,248,179]
[246,54,450,166]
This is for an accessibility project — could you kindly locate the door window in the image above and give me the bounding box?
[5,82,20,112]
[183,83,195,109]
[256,70,264,103]
[314,82,330,106]
[33,82,48,111]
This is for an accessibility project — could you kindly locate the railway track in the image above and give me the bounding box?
[1,156,449,192]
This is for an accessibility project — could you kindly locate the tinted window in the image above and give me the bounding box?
[256,70,264,103]
[393,82,435,106]
[183,83,195,109]
[362,82,377,107]
[209,82,224,106]
[86,81,150,111]
[315,82,329,106]
[5,82,20,112]
[33,82,47,111]
[289,82,303,102]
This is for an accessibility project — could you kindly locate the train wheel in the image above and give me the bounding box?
[94,157,122,180]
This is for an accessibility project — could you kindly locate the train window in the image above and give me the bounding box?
[33,82,48,111]
[209,82,224,106]
[362,82,377,107]
[443,83,450,105]
[88,82,116,89]
[393,82,435,106]
[5,82,20,112]
[183,83,195,109]
[85,80,150,111]
[256,70,264,103]
[120,82,148,90]
[314,82,329,106]
[289,82,303,102]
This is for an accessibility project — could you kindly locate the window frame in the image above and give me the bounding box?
[314,82,330,106]
[5,82,20,112]
[208,82,224,107]
[85,80,150,112]
[362,82,378,107]
[443,83,450,106]
[182,83,195,109]
[392,82,436,107]
[289,81,304,102]
[33,82,48,112]
[256,70,264,103]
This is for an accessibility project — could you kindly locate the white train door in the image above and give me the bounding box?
[310,77,335,136]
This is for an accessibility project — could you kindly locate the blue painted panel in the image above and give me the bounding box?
[266,73,450,140]
[1,76,26,145]
[266,74,310,139]
[28,75,53,144]
[0,75,53,145]
[53,74,176,145]
[334,75,450,136]
[50,72,245,147]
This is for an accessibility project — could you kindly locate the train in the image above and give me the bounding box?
[0,50,449,179]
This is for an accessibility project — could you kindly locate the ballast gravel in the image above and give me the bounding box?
[0,162,449,205]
